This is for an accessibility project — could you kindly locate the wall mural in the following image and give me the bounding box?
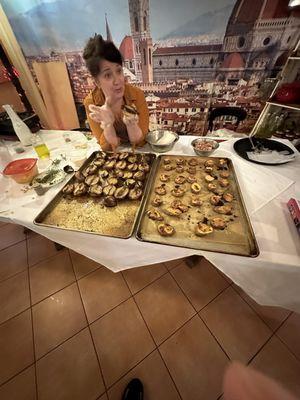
[1,0,300,134]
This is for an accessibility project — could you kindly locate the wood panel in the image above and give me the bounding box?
[33,61,79,130]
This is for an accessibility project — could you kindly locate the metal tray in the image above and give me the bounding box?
[34,151,157,239]
[136,154,259,257]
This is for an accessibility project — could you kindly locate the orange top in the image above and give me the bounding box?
[84,83,149,151]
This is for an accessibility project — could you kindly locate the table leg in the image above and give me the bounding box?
[186,255,203,268]
[54,242,65,251]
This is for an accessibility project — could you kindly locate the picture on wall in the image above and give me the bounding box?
[2,0,300,134]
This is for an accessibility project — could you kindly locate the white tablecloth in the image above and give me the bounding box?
[1,132,300,312]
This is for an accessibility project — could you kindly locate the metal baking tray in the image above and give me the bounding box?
[136,154,259,257]
[34,151,157,239]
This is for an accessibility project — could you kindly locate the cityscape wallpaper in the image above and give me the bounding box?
[1,0,300,134]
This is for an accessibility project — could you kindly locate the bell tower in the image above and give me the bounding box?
[128,0,153,83]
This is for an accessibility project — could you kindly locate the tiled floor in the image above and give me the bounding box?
[0,223,300,400]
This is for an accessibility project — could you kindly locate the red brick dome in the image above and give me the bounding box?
[119,35,134,60]
[222,53,245,69]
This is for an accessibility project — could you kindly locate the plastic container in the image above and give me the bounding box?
[3,158,38,184]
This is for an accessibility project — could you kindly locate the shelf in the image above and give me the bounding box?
[267,101,300,111]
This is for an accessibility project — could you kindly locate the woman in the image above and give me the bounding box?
[83,34,149,151]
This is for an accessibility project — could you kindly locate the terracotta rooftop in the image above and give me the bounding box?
[153,44,222,56]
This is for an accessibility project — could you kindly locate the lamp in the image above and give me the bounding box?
[289,0,300,7]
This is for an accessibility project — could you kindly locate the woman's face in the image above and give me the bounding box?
[97,60,125,102]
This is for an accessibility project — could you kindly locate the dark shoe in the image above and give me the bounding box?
[122,378,143,400]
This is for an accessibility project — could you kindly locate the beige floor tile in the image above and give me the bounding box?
[0,310,34,385]
[135,274,195,345]
[277,312,300,360]
[250,336,300,398]
[160,315,229,400]
[69,250,102,279]
[123,263,167,294]
[32,283,87,358]
[200,287,272,363]
[0,365,36,400]
[91,298,155,387]
[0,241,28,282]
[27,235,59,266]
[164,258,187,271]
[108,350,180,400]
[78,267,131,323]
[0,271,30,324]
[29,250,75,304]
[233,284,291,331]
[171,258,229,311]
[0,224,26,251]
[36,328,104,400]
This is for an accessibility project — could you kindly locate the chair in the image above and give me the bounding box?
[207,106,247,132]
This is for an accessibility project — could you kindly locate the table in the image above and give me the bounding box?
[1,131,300,312]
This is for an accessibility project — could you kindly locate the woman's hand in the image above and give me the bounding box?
[123,113,143,145]
[88,99,119,150]
[89,97,115,126]
[123,112,139,127]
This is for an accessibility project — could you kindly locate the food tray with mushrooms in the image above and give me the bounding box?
[34,151,156,238]
[136,155,259,257]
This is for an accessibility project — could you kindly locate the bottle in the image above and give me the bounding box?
[31,134,50,159]
[2,105,32,146]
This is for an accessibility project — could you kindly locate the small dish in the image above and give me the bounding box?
[147,130,179,153]
[32,168,66,188]
[191,138,219,156]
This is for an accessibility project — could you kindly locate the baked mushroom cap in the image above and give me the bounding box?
[191,183,201,194]
[157,223,175,236]
[210,217,227,229]
[103,196,117,207]
[73,182,87,196]
[128,188,143,200]
[62,183,74,194]
[210,195,222,206]
[89,184,103,197]
[114,186,129,199]
[152,196,163,207]
[223,192,234,202]
[147,209,164,221]
[195,223,214,236]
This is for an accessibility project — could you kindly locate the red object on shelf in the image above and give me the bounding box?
[274,82,300,104]
[287,198,300,236]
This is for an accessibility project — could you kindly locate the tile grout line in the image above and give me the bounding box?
[168,266,232,361]
[121,267,170,296]
[274,333,300,364]
[0,362,36,389]
[246,333,275,366]
[69,250,108,398]
[0,265,29,285]
[26,235,39,400]
[230,284,287,333]
[121,270,184,400]
[0,237,26,253]
[27,245,66,269]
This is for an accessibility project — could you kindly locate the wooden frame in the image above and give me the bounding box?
[0,4,50,127]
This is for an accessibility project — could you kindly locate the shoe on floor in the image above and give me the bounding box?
[122,378,143,400]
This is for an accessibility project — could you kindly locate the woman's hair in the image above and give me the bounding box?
[83,34,123,77]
